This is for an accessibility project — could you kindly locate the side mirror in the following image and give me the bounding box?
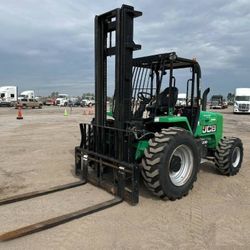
[202,88,210,111]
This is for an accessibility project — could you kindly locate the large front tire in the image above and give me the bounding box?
[141,128,200,200]
[215,137,243,176]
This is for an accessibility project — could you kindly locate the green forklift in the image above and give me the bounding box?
[75,4,244,204]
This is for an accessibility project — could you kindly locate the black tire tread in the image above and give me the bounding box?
[215,136,243,176]
[142,127,197,200]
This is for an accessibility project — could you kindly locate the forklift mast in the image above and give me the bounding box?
[95,4,141,129]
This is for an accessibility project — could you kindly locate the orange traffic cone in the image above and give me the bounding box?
[16,107,23,120]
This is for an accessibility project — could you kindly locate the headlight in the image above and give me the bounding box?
[234,102,238,107]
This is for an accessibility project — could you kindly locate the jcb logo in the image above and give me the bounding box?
[202,125,217,133]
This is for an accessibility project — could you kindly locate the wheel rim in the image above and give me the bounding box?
[169,144,194,186]
[232,147,241,168]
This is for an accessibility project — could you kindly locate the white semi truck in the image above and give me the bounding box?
[234,88,250,113]
[18,90,35,100]
[0,86,17,106]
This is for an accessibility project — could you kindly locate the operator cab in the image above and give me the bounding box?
[131,52,202,132]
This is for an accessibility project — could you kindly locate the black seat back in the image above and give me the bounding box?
[158,87,178,108]
[146,87,178,115]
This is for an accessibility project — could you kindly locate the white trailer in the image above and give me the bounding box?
[234,88,250,113]
[18,90,35,100]
[0,86,17,106]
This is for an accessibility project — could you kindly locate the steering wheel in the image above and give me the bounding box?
[137,92,152,103]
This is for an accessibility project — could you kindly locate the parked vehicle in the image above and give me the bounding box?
[81,96,95,107]
[56,94,69,106]
[16,98,43,109]
[69,99,81,107]
[0,86,17,107]
[210,95,227,109]
[176,93,187,106]
[223,101,228,108]
[234,88,250,113]
[18,90,35,100]
[45,98,56,106]
[73,100,81,106]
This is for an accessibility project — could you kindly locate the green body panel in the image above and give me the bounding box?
[135,116,192,160]
[135,111,223,160]
[194,111,223,149]
[153,115,192,132]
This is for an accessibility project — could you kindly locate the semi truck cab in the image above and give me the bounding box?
[234,88,250,113]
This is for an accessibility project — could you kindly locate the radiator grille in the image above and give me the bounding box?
[239,104,249,111]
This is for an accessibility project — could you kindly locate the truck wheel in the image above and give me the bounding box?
[141,128,200,200]
[215,137,243,176]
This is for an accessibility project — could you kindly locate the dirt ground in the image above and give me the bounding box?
[0,106,249,250]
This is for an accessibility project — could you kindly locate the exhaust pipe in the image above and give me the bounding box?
[202,88,210,111]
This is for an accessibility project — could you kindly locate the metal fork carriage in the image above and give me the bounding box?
[75,123,140,204]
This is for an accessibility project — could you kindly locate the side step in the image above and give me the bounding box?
[0,197,122,241]
[0,180,86,206]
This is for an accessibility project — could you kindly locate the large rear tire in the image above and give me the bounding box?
[141,128,200,200]
[215,137,243,176]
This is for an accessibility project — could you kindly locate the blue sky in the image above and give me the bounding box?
[0,0,249,97]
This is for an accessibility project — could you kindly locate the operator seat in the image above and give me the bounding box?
[147,87,178,114]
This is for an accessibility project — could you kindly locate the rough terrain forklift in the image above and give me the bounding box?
[75,4,244,204]
[0,5,244,241]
